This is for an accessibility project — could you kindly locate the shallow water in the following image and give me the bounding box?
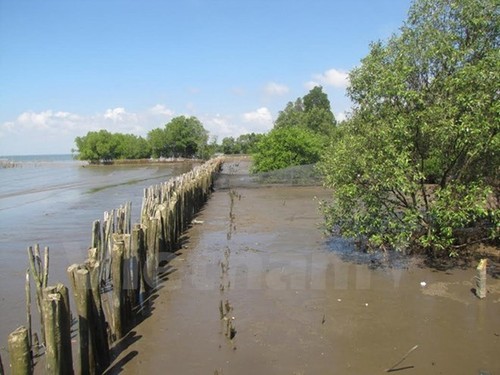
[0,156,196,359]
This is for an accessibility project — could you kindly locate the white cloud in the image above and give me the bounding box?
[13,110,83,133]
[242,107,272,124]
[0,104,278,154]
[150,104,175,117]
[308,68,350,89]
[264,82,289,96]
[202,114,236,140]
[104,107,129,121]
[336,111,347,122]
[0,107,148,154]
[304,80,320,90]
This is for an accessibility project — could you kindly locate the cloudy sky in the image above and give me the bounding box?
[0,0,412,155]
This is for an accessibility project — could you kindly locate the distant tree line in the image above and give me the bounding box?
[74,115,264,164]
[219,133,264,155]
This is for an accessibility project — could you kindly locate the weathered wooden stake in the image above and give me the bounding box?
[25,269,33,361]
[45,284,73,374]
[91,220,101,255]
[122,233,132,329]
[27,245,50,347]
[476,258,487,299]
[111,237,125,340]
[86,258,111,373]
[43,291,73,375]
[68,265,91,375]
[131,224,144,307]
[8,326,32,375]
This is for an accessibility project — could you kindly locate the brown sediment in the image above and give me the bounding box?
[105,162,500,375]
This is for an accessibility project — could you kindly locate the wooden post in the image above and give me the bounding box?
[25,269,33,362]
[91,220,101,255]
[122,233,132,330]
[46,284,73,375]
[0,351,4,375]
[8,326,32,375]
[43,291,71,375]
[145,218,159,290]
[68,265,91,375]
[476,258,487,299]
[131,224,144,307]
[85,259,111,373]
[27,245,49,345]
[111,236,125,340]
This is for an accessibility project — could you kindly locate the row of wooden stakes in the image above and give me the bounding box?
[4,157,223,375]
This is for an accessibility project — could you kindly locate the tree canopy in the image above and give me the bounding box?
[74,116,210,162]
[319,0,499,255]
[252,86,336,172]
[220,133,264,155]
[252,126,324,173]
[74,130,150,163]
[163,116,209,158]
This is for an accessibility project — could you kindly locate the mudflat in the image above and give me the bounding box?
[107,162,500,375]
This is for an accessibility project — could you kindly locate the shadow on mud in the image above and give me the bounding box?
[326,237,415,270]
[327,236,500,279]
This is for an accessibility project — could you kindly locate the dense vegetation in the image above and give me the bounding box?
[252,86,336,172]
[74,130,151,162]
[147,116,209,159]
[220,133,264,155]
[319,0,499,256]
[74,116,212,163]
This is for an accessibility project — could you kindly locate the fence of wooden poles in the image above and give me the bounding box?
[3,157,223,375]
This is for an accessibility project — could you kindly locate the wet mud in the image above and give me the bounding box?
[107,163,500,374]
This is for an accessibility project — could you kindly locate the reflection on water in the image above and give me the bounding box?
[0,157,196,351]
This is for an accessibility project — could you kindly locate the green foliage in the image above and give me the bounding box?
[274,98,305,129]
[274,87,336,135]
[252,127,324,173]
[164,116,209,158]
[220,133,264,154]
[75,116,210,162]
[319,0,499,255]
[74,130,150,163]
[253,86,336,172]
[145,116,210,159]
[114,133,151,159]
[147,128,169,158]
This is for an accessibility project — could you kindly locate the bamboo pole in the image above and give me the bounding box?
[91,220,101,255]
[43,291,72,375]
[42,246,49,289]
[122,233,132,329]
[27,245,49,346]
[25,269,32,362]
[111,236,125,340]
[85,259,111,372]
[68,265,91,375]
[130,224,143,307]
[8,326,32,375]
[476,258,487,299]
[48,284,73,374]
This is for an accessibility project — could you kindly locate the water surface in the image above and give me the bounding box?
[0,155,195,353]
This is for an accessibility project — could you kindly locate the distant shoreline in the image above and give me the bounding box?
[84,157,206,166]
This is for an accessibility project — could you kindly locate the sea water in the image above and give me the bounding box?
[0,154,195,352]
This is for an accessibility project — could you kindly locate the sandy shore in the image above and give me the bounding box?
[101,160,500,375]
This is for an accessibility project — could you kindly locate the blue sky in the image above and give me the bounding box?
[0,0,412,155]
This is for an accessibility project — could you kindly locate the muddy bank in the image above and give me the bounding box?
[105,162,500,374]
